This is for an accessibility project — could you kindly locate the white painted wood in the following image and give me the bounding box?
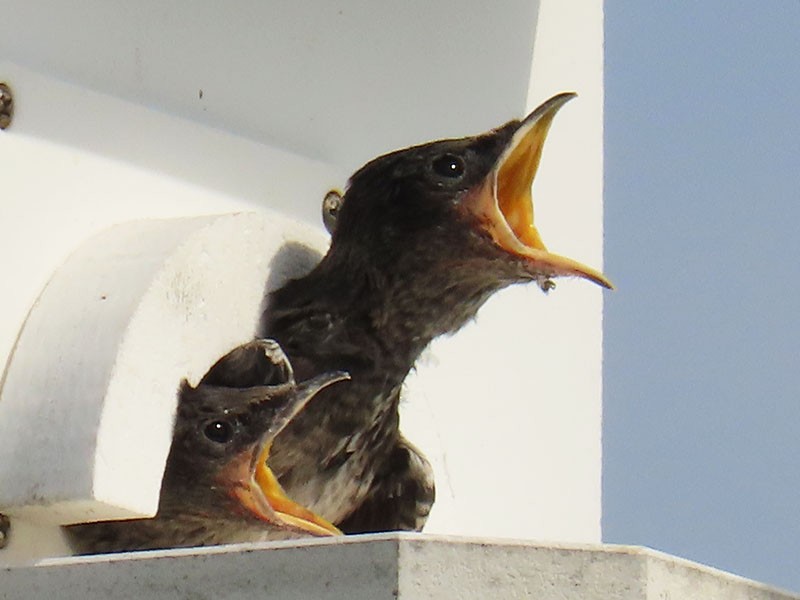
[0,213,326,525]
[0,1,541,169]
[0,62,345,407]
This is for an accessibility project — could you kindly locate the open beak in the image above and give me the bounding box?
[463,92,613,290]
[225,371,350,536]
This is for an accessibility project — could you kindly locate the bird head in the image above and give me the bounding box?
[163,370,349,536]
[327,92,612,292]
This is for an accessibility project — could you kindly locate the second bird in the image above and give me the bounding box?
[65,340,348,554]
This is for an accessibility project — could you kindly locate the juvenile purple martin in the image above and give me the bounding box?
[256,93,612,534]
[65,340,348,554]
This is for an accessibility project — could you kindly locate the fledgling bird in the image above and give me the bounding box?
[64,340,348,554]
[237,93,613,533]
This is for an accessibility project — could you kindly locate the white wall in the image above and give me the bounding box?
[0,0,605,559]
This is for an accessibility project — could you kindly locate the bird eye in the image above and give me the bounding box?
[204,420,235,444]
[431,154,465,179]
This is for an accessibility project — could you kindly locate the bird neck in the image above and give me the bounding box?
[264,250,502,381]
[261,250,504,519]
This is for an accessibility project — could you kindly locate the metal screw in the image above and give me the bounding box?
[0,83,14,130]
[0,513,10,549]
[322,189,344,234]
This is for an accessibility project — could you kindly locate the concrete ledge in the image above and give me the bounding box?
[1,534,796,599]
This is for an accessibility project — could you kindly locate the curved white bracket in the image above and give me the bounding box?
[0,212,326,525]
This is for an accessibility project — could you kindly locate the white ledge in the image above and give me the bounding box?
[1,534,797,599]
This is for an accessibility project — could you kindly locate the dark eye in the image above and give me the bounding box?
[204,420,235,444]
[431,154,465,179]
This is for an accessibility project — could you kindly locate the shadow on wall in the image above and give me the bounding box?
[258,242,325,336]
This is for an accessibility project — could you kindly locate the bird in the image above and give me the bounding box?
[249,92,613,534]
[64,339,349,554]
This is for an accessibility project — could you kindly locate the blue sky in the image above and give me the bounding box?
[603,1,800,592]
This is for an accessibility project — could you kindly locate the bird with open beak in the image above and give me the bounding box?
[65,340,348,554]
[230,93,612,534]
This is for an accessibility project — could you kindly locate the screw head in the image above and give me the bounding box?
[0,83,14,130]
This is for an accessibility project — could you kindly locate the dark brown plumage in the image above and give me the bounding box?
[255,93,612,533]
[64,340,348,554]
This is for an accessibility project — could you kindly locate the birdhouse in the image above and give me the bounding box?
[0,0,605,565]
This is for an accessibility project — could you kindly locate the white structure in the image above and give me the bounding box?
[0,214,326,525]
[3,535,799,600]
[0,0,606,564]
